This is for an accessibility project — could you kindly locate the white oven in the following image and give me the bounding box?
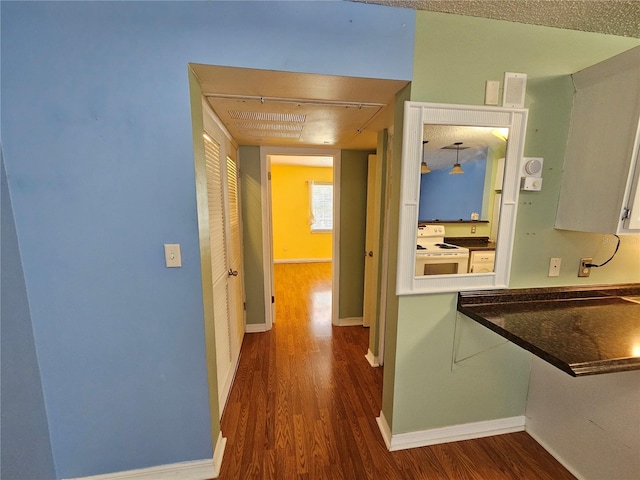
[415,225,469,276]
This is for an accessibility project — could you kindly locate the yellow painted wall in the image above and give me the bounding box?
[271,164,333,261]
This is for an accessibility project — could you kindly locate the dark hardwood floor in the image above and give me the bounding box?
[216,262,576,479]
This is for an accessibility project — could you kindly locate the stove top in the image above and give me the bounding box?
[417,224,469,257]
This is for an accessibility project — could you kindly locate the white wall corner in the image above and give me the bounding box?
[337,316,363,327]
[365,349,380,367]
[379,415,526,452]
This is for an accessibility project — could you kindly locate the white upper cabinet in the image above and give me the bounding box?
[555,46,640,234]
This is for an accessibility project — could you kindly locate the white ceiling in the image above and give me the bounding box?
[351,0,640,38]
[422,125,506,171]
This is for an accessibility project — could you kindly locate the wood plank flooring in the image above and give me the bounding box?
[216,262,576,479]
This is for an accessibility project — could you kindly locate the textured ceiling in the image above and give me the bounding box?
[350,0,640,38]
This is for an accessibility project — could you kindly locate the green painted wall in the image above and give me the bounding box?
[339,150,371,319]
[394,296,532,433]
[384,11,640,435]
[239,146,267,326]
[381,84,411,429]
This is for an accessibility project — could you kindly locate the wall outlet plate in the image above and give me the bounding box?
[548,257,561,277]
[578,257,592,277]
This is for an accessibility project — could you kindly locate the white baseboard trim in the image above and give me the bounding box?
[245,323,268,333]
[65,432,227,480]
[376,411,525,452]
[273,258,332,264]
[525,426,585,480]
[365,349,380,367]
[337,316,363,326]
[376,411,393,450]
[64,457,219,480]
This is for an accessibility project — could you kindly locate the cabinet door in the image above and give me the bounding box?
[625,144,640,230]
[555,46,640,234]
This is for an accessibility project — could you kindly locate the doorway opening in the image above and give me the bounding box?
[269,153,335,332]
[263,148,340,331]
[189,64,409,459]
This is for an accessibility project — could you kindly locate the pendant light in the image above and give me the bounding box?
[421,141,431,174]
[449,142,464,175]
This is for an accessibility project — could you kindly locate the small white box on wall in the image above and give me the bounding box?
[520,157,543,191]
[503,72,527,108]
[521,176,543,191]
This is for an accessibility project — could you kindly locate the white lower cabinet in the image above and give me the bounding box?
[469,250,495,273]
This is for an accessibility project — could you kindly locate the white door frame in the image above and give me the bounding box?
[260,146,341,329]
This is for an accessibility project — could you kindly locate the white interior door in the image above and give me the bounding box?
[226,153,245,355]
[204,135,233,413]
[202,99,245,417]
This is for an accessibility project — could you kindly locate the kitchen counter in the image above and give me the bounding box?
[457,284,640,376]
[445,236,496,251]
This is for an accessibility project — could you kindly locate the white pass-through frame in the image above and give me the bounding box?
[396,102,528,295]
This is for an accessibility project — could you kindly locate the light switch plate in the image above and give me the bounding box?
[164,243,182,268]
[485,80,500,105]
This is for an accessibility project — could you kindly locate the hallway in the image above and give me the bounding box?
[215,262,575,479]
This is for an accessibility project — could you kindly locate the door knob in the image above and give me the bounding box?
[228,269,238,277]
[368,251,374,257]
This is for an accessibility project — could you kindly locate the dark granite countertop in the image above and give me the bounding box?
[458,284,640,376]
[446,237,496,251]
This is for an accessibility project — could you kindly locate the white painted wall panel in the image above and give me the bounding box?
[526,357,640,480]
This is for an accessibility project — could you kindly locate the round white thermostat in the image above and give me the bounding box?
[524,158,543,176]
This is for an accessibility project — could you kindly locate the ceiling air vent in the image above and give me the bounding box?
[228,111,307,123]
[235,122,303,132]
[244,131,302,139]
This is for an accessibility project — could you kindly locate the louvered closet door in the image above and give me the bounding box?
[226,155,245,356]
[204,136,232,410]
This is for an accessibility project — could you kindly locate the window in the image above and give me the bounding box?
[309,181,333,232]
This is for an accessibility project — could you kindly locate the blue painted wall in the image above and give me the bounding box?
[1,154,57,480]
[418,158,487,222]
[0,1,414,478]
